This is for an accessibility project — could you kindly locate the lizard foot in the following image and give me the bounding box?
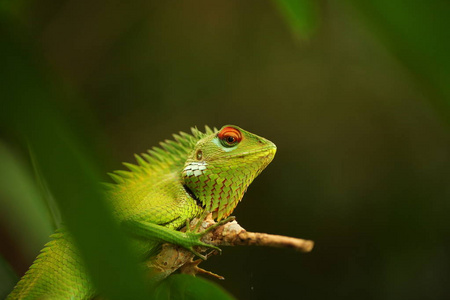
[184,216,236,259]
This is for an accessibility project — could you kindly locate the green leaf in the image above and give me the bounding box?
[154,274,235,300]
[347,0,450,114]
[0,19,150,299]
[0,142,54,259]
[273,0,320,40]
[29,148,62,229]
[0,253,18,299]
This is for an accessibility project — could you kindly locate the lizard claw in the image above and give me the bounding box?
[183,215,234,258]
[203,216,235,234]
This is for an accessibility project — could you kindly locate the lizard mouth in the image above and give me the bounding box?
[226,146,276,160]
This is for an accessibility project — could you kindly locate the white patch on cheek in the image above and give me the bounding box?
[183,161,208,177]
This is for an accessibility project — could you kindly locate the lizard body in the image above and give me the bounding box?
[8,125,276,299]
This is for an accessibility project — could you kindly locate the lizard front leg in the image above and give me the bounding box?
[122,219,231,260]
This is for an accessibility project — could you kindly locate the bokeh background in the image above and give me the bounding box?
[1,1,450,299]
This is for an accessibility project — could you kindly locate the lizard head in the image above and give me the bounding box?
[182,125,276,220]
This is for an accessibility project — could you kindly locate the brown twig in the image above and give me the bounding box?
[146,214,314,280]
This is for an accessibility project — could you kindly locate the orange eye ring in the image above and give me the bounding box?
[218,127,242,147]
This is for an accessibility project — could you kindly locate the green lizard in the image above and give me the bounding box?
[8,125,276,299]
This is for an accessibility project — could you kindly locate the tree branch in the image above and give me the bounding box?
[146,214,314,280]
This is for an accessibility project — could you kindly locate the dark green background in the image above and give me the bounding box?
[1,1,449,299]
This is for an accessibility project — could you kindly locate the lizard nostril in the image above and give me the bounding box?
[196,150,203,160]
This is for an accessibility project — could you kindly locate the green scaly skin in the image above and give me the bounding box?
[8,125,276,299]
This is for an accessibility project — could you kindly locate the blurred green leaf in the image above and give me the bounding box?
[29,149,62,229]
[0,18,150,299]
[154,274,235,300]
[0,142,54,258]
[347,0,450,114]
[0,0,28,20]
[273,0,320,40]
[0,248,18,299]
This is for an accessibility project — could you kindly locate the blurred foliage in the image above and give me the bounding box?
[0,143,54,258]
[153,275,234,300]
[0,18,150,299]
[0,255,17,299]
[1,0,450,299]
[347,0,450,117]
[273,0,319,40]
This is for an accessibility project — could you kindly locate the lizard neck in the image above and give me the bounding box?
[181,159,262,220]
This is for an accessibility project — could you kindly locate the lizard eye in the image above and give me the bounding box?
[218,127,242,147]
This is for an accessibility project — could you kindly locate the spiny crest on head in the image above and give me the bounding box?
[105,126,217,187]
